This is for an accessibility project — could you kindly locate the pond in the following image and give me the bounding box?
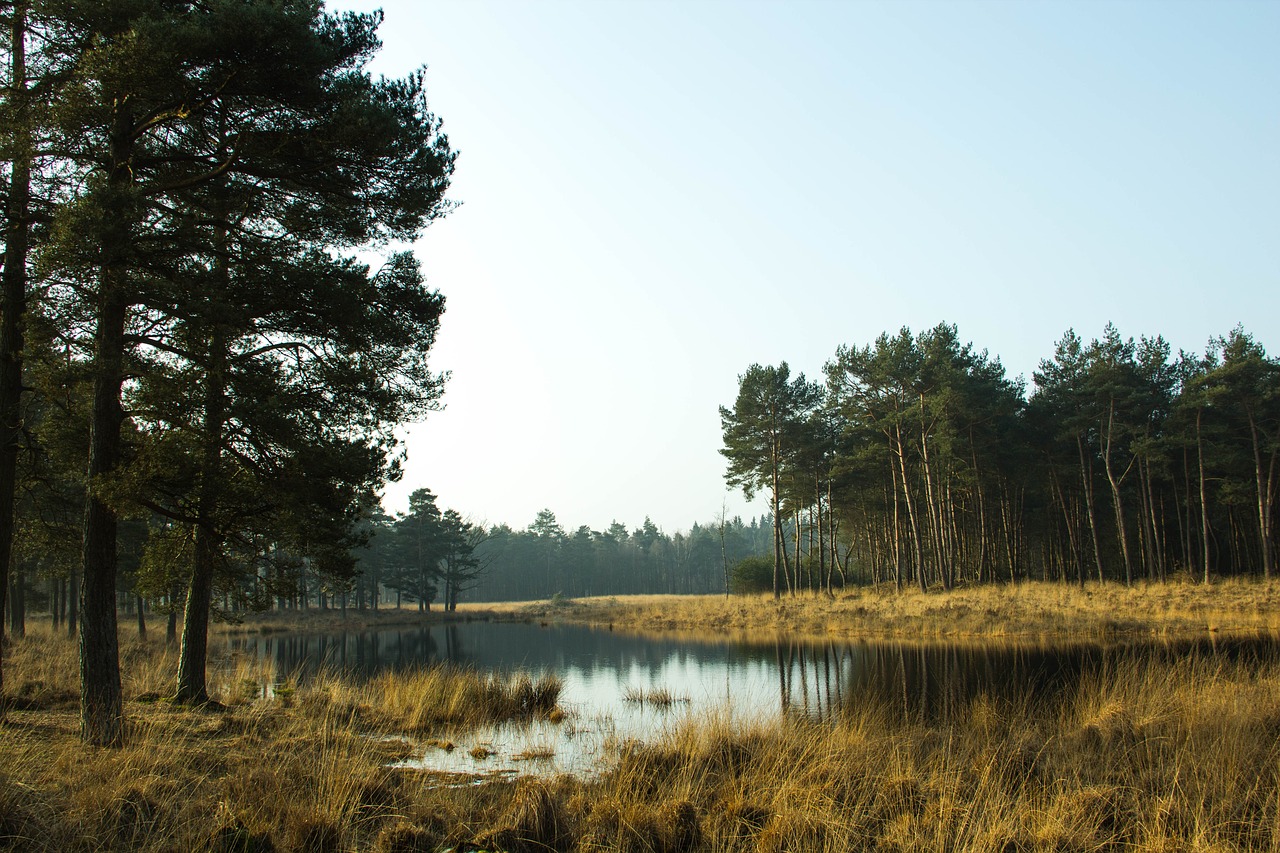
[225,619,1279,780]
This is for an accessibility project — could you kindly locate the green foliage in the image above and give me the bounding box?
[375,489,482,610]
[724,321,1280,595]
[730,556,774,594]
[0,1,458,724]
[460,511,774,601]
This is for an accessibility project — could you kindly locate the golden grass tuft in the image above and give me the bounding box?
[621,684,685,707]
[577,795,702,853]
[310,666,563,732]
[371,821,440,853]
[473,778,570,853]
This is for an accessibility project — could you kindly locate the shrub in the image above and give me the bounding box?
[730,556,775,594]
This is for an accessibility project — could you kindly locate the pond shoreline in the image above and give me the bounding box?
[218,578,1280,643]
[5,620,1280,851]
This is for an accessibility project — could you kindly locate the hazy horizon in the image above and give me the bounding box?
[326,0,1280,534]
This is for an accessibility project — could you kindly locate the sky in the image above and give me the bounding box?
[326,0,1279,535]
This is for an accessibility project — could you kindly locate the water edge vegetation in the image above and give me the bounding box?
[4,584,1280,851]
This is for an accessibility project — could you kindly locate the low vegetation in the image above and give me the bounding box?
[620,685,685,707]
[4,604,1280,851]
[495,578,1280,641]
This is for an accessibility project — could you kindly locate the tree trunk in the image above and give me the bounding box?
[890,468,902,592]
[51,576,61,631]
[1140,457,1164,581]
[793,507,802,592]
[1100,403,1135,586]
[80,282,128,747]
[9,572,25,638]
[1197,409,1212,582]
[1246,408,1276,579]
[78,76,142,747]
[175,189,231,702]
[0,0,31,713]
[172,450,220,706]
[1077,434,1105,583]
[971,438,989,584]
[166,584,179,644]
[1049,462,1083,586]
[892,425,926,592]
[917,401,946,589]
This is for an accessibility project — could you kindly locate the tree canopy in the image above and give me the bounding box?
[723,322,1279,596]
[0,0,454,743]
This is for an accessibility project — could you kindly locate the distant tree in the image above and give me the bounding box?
[729,555,774,594]
[720,363,822,598]
[528,508,565,594]
[351,505,394,610]
[386,488,448,610]
[1202,329,1280,578]
[439,509,483,611]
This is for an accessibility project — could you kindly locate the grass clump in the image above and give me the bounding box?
[7,615,1280,851]
[473,779,570,853]
[621,684,686,707]
[0,626,567,851]
[295,665,563,733]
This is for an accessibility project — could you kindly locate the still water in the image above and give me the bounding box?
[225,620,1277,779]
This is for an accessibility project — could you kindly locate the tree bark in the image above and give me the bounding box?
[1100,403,1134,586]
[1077,434,1105,583]
[173,208,230,704]
[78,68,145,746]
[0,0,31,713]
[1197,409,1212,582]
[80,279,128,746]
[1246,407,1276,579]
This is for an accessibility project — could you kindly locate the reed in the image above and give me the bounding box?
[5,617,1280,850]
[621,685,685,707]
[0,627,564,851]
[577,650,1280,852]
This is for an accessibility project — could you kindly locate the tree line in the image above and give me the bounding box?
[347,504,774,606]
[446,509,774,601]
[0,1,454,745]
[721,323,1279,597]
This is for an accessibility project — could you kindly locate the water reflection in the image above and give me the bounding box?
[228,623,1280,721]
[225,622,1279,777]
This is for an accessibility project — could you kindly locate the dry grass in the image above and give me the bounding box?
[575,650,1280,852]
[0,624,563,851]
[491,577,1280,642]
[213,605,509,636]
[621,685,686,707]
[5,614,1280,850]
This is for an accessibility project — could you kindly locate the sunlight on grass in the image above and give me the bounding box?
[5,593,1280,850]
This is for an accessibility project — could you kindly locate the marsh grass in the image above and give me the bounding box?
[621,685,686,707]
[0,626,564,851]
[575,650,1280,852]
[304,666,564,733]
[499,578,1280,642]
[511,745,556,762]
[6,618,1280,850]
[211,605,505,637]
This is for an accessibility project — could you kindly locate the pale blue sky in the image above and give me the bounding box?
[329,0,1279,534]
